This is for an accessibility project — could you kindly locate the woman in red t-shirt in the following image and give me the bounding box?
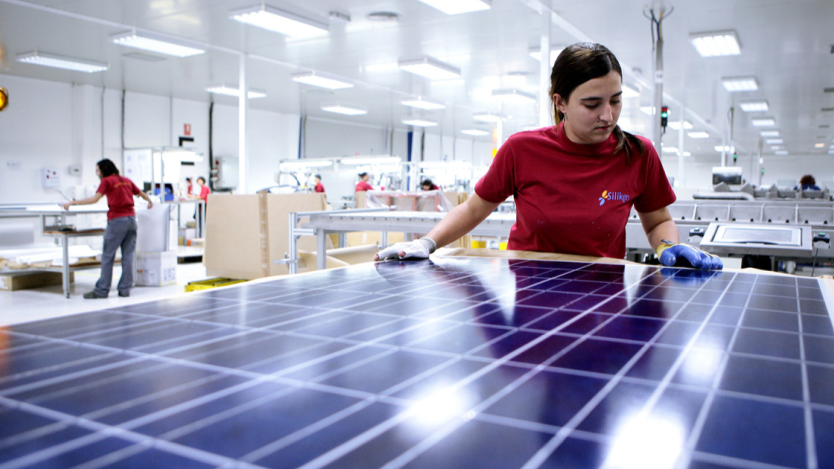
[62,159,154,298]
[314,174,326,193]
[355,172,374,192]
[377,43,720,270]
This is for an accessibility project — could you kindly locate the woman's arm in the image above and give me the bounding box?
[637,206,678,250]
[61,193,103,211]
[426,194,501,247]
[137,191,154,209]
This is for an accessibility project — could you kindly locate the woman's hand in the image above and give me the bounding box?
[375,238,436,261]
[657,242,723,270]
[61,201,72,211]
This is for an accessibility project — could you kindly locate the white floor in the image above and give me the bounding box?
[0,263,210,326]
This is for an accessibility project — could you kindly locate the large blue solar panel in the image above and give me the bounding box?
[2,257,833,469]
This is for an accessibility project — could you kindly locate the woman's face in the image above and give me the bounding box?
[554,70,623,145]
[95,166,102,179]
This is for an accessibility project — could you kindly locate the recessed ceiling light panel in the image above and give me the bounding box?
[402,118,438,127]
[230,4,328,37]
[688,131,710,139]
[416,0,491,15]
[668,121,693,130]
[321,103,368,116]
[689,30,741,57]
[461,129,490,136]
[473,112,502,122]
[722,76,758,92]
[401,97,446,110]
[760,130,780,137]
[206,84,266,99]
[739,100,769,112]
[491,88,536,102]
[291,71,354,89]
[765,139,783,144]
[110,30,205,57]
[399,56,461,80]
[751,117,776,127]
[774,150,789,155]
[16,51,108,73]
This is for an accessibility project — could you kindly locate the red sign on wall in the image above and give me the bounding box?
[184,123,192,136]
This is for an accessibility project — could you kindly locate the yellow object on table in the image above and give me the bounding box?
[185,278,247,292]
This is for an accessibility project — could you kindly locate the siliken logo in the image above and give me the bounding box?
[599,190,630,206]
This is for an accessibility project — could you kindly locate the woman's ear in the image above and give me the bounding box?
[553,93,567,114]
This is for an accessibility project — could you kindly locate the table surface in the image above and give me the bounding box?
[2,258,833,469]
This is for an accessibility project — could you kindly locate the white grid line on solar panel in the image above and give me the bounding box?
[796,279,819,469]
[380,268,728,469]
[293,265,710,469]
[0,395,262,469]
[10,312,165,341]
[692,450,799,469]
[69,442,151,469]
[0,349,131,389]
[677,274,765,468]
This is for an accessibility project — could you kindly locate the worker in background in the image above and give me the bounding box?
[189,177,211,204]
[421,179,440,191]
[61,158,153,299]
[356,172,374,192]
[376,42,721,270]
[314,174,325,193]
[185,177,193,197]
[796,175,821,191]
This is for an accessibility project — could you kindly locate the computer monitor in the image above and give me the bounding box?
[712,166,743,185]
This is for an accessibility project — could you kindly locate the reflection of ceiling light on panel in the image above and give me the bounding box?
[491,89,536,102]
[16,51,108,73]
[398,56,461,80]
[668,121,693,130]
[751,117,776,127]
[765,139,783,144]
[689,30,741,57]
[639,106,655,115]
[688,131,709,139]
[401,97,446,110]
[473,112,502,122]
[402,119,438,127]
[721,76,758,92]
[291,71,353,89]
[739,100,769,112]
[229,4,328,37]
[206,84,266,99]
[321,103,367,116]
[416,0,491,15]
[528,47,564,65]
[621,84,640,98]
[461,129,490,136]
[760,130,780,137]
[774,150,789,155]
[110,30,205,57]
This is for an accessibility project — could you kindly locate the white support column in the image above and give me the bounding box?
[238,53,248,194]
[677,107,685,188]
[539,11,552,128]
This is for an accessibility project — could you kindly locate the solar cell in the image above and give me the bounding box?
[1,257,833,468]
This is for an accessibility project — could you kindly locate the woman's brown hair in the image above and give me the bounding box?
[550,42,645,162]
[800,175,816,186]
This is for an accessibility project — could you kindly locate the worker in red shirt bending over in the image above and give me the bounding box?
[376,43,721,271]
[355,172,374,192]
[62,158,154,298]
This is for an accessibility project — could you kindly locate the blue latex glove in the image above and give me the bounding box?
[657,242,723,270]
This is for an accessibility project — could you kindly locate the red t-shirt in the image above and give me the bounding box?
[474,124,676,259]
[315,183,325,193]
[356,181,373,192]
[199,185,211,204]
[96,175,142,220]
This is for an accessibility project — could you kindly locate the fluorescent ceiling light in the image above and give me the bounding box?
[461,129,490,136]
[815,143,826,148]
[16,51,108,73]
[529,47,564,65]
[321,103,367,115]
[280,160,333,171]
[765,139,783,144]
[770,146,782,150]
[473,112,502,122]
[722,76,758,92]
[402,118,438,127]
[751,117,776,127]
[229,4,328,38]
[683,152,692,157]
[715,145,731,152]
[416,0,491,15]
[398,56,461,80]
[491,88,536,102]
[206,84,266,99]
[662,147,679,153]
[688,131,710,139]
[640,106,655,115]
[774,150,789,155]
[110,30,205,57]
[760,130,780,137]
[401,97,446,110]
[341,156,401,165]
[689,30,741,57]
[739,100,769,112]
[621,85,640,98]
[668,121,693,130]
[291,71,353,89]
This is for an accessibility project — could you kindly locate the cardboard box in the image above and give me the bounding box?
[135,251,177,286]
[0,272,74,291]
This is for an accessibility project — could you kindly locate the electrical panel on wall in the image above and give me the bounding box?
[68,164,82,176]
[41,167,60,188]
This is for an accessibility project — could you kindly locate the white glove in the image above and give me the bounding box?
[375,238,437,261]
